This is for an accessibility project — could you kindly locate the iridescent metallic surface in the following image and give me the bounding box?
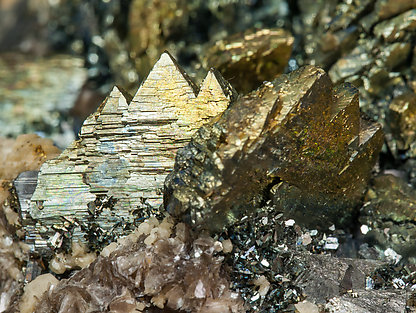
[26,52,237,253]
[293,0,416,182]
[165,65,384,232]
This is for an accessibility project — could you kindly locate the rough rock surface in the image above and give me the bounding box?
[0,134,60,312]
[165,65,383,232]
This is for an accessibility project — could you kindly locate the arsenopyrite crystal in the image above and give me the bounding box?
[26,52,237,252]
[164,65,384,232]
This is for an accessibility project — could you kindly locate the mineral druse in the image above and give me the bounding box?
[204,28,294,94]
[293,0,416,184]
[359,174,416,263]
[31,217,245,313]
[26,52,237,253]
[164,65,384,232]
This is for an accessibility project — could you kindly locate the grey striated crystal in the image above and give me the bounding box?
[26,52,236,252]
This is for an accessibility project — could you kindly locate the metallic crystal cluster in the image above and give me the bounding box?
[204,28,294,93]
[294,0,416,175]
[3,2,416,312]
[25,52,237,253]
[164,65,383,232]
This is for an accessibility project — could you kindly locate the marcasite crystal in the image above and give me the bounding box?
[294,0,416,177]
[164,65,383,232]
[26,52,237,252]
[204,28,294,94]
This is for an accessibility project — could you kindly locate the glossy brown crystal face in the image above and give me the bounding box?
[164,66,384,231]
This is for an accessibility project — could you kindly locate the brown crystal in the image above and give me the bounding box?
[164,65,383,231]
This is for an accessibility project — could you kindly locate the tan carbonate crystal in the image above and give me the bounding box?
[32,217,245,313]
[49,241,96,274]
[19,274,59,313]
[27,52,237,252]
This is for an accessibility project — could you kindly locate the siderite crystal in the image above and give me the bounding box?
[27,52,237,252]
[204,28,294,94]
[31,218,244,313]
[164,65,384,232]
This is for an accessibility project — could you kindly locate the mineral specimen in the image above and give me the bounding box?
[127,0,292,83]
[0,134,60,312]
[204,28,294,93]
[359,174,416,263]
[31,217,244,313]
[27,52,237,253]
[164,65,383,232]
[388,92,416,157]
[293,0,416,183]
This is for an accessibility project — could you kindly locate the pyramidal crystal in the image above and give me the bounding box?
[164,66,384,232]
[27,52,237,252]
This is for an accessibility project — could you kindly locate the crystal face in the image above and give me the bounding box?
[164,65,384,232]
[26,52,237,252]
